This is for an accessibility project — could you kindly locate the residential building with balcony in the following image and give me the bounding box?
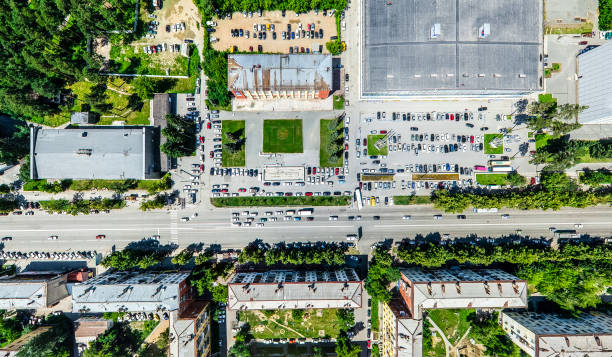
[169,300,211,357]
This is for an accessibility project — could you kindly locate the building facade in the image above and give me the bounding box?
[72,271,192,314]
[227,269,362,310]
[228,54,332,100]
[169,300,211,357]
[502,311,612,356]
[381,298,423,357]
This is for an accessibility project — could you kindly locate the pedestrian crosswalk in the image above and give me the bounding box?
[170,210,178,244]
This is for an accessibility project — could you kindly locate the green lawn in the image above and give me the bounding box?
[476,173,509,185]
[393,196,432,205]
[538,93,557,104]
[535,133,553,150]
[427,309,474,345]
[108,44,189,76]
[484,134,503,154]
[239,309,340,339]
[222,120,246,167]
[333,95,345,110]
[320,119,344,167]
[367,134,388,156]
[263,119,303,153]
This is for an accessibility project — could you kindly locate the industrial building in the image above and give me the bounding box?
[72,271,192,314]
[502,311,612,356]
[30,126,160,180]
[227,269,362,310]
[0,271,69,309]
[578,42,612,124]
[228,54,333,100]
[362,0,543,97]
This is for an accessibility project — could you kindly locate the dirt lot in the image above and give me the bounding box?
[211,10,337,54]
[96,0,203,68]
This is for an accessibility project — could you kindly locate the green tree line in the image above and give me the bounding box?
[161,114,196,158]
[580,168,612,186]
[238,240,348,266]
[39,198,125,215]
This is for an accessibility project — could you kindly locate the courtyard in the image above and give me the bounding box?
[239,309,341,339]
[484,134,504,154]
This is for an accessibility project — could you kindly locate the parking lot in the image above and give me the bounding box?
[210,10,338,53]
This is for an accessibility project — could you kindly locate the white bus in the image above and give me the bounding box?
[298,208,313,216]
[354,189,363,210]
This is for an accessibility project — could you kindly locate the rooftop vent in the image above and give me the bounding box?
[430,23,441,39]
[479,23,491,39]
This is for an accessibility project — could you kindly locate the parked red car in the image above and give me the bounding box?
[530,177,536,185]
[206,122,211,129]
[450,113,454,120]
[209,151,214,158]
[470,135,474,143]
[238,188,246,192]
[199,136,204,143]
[305,192,313,196]
[312,167,317,174]
[96,235,105,240]
[335,168,340,175]
[344,143,348,150]
[380,130,387,134]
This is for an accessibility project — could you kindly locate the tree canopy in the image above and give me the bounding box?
[83,322,141,357]
[16,314,73,357]
[365,246,400,303]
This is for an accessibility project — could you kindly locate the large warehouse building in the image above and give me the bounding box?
[578,42,612,124]
[228,54,332,100]
[362,0,543,97]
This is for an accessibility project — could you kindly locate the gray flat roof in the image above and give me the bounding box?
[578,42,612,124]
[31,126,158,180]
[362,0,542,96]
[228,54,332,92]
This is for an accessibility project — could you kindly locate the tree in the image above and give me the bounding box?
[326,40,343,55]
[172,249,193,265]
[601,0,612,30]
[292,309,305,321]
[83,323,140,357]
[132,77,156,99]
[16,314,73,357]
[336,309,355,331]
[0,121,29,165]
[335,331,361,357]
[467,312,520,357]
[506,172,526,187]
[365,246,400,303]
[313,346,325,357]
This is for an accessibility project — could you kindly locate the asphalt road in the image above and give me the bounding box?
[0,205,610,253]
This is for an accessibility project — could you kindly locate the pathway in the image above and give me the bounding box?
[145,319,169,344]
[426,316,452,357]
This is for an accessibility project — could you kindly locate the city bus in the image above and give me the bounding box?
[354,189,363,210]
[488,160,511,166]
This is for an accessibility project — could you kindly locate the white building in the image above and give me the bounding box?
[578,42,612,124]
[502,311,612,357]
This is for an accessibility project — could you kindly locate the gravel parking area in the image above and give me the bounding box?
[211,10,337,54]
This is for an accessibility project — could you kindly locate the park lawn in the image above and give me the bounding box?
[476,173,509,185]
[545,23,593,35]
[333,95,345,110]
[221,120,246,167]
[367,134,388,156]
[239,309,340,339]
[538,93,557,104]
[484,133,503,154]
[320,119,344,167]
[263,119,303,153]
[427,309,474,345]
[393,196,432,205]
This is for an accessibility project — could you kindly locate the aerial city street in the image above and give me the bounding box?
[0,0,611,356]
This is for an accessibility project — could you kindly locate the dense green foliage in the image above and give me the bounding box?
[467,312,520,357]
[211,195,350,207]
[25,174,171,194]
[101,246,168,270]
[365,247,400,303]
[189,250,233,303]
[393,195,432,205]
[588,140,612,159]
[326,40,343,55]
[83,323,141,357]
[16,314,73,357]
[0,184,10,194]
[335,330,361,357]
[0,121,29,165]
[140,194,168,211]
[431,172,605,213]
[600,0,612,30]
[229,325,252,357]
[0,198,19,214]
[171,249,194,265]
[397,240,612,311]
[161,114,197,158]
[580,168,612,186]
[518,261,611,312]
[39,198,125,215]
[0,311,31,347]
[203,50,231,110]
[222,120,246,166]
[0,0,136,120]
[320,118,344,166]
[196,0,346,17]
[238,240,348,266]
[336,309,355,332]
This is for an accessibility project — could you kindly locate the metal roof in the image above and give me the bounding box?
[30,126,158,180]
[228,269,362,310]
[578,42,612,124]
[0,272,67,309]
[401,268,527,319]
[71,271,190,313]
[228,54,332,92]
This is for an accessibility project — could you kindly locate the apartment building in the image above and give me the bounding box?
[170,300,212,357]
[502,311,612,356]
[381,298,423,357]
[0,271,69,309]
[227,269,362,310]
